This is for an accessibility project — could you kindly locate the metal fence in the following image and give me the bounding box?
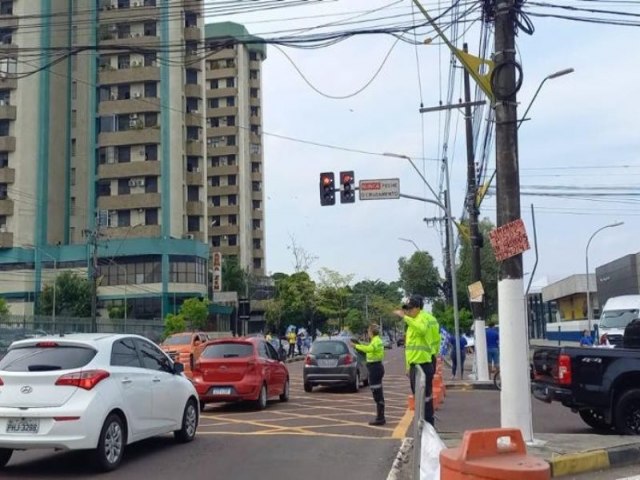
[413,366,427,480]
[0,315,164,357]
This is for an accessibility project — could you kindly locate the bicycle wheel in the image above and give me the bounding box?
[493,369,501,390]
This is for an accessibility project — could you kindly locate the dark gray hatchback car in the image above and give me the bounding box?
[303,337,369,392]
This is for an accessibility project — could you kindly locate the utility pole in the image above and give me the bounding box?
[442,191,453,305]
[84,217,103,334]
[462,43,489,382]
[493,0,533,441]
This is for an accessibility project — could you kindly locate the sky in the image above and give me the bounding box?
[212,0,640,288]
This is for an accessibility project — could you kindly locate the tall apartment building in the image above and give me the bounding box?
[0,0,217,321]
[204,22,266,278]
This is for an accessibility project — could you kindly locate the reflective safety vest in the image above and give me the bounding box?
[426,313,441,358]
[354,335,384,363]
[404,310,438,370]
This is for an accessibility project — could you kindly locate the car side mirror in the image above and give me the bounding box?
[174,362,185,374]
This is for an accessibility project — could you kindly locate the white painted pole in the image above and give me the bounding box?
[474,319,489,381]
[499,277,534,442]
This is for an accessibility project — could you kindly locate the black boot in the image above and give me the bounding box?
[369,403,386,426]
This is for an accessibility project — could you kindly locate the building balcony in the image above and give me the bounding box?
[207,67,237,80]
[250,60,261,69]
[99,128,160,147]
[185,112,203,127]
[98,97,161,116]
[185,140,204,156]
[100,34,160,49]
[251,172,262,182]
[0,136,15,152]
[0,77,16,90]
[0,198,13,215]
[184,84,203,98]
[250,133,261,144]
[183,0,203,12]
[207,145,238,156]
[104,224,161,239]
[185,171,203,185]
[252,209,264,220]
[99,4,159,22]
[184,26,202,42]
[218,245,240,256]
[206,106,237,117]
[207,165,238,176]
[251,192,263,201]
[253,248,265,257]
[0,15,18,29]
[208,205,238,216]
[99,66,160,85]
[184,53,203,70]
[206,87,237,99]
[98,161,160,180]
[208,49,235,61]
[0,167,15,184]
[98,192,161,210]
[210,225,239,236]
[213,185,239,196]
[0,231,13,248]
[252,229,264,237]
[250,98,260,108]
[0,104,16,120]
[186,201,204,215]
[206,126,236,137]
[249,79,260,90]
[250,115,261,125]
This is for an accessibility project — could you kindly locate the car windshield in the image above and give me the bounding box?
[0,345,97,372]
[310,340,348,355]
[600,309,639,329]
[201,342,253,359]
[162,334,192,346]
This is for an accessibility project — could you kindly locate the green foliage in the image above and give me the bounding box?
[264,299,284,333]
[180,297,209,330]
[221,256,247,294]
[39,271,92,317]
[456,218,500,317]
[275,271,316,329]
[316,268,354,331]
[164,313,186,337]
[398,251,442,300]
[0,297,9,320]
[108,305,125,320]
[432,300,474,334]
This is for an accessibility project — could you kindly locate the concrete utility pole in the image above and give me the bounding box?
[442,192,453,306]
[462,43,489,382]
[493,0,533,441]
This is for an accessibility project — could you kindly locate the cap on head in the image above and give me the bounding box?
[402,294,424,310]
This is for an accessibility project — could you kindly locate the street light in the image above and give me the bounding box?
[399,237,421,252]
[586,221,624,333]
[386,152,463,379]
[518,67,574,129]
[25,245,57,331]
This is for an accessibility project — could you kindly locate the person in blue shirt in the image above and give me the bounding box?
[580,329,594,347]
[485,322,500,374]
[448,333,468,379]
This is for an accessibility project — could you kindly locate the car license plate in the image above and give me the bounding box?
[211,387,232,395]
[318,359,338,367]
[7,418,39,434]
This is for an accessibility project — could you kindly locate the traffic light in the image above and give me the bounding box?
[340,170,355,204]
[319,172,335,206]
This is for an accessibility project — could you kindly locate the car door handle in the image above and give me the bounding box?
[152,377,161,383]
[121,378,133,384]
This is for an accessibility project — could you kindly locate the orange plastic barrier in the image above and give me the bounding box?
[433,373,445,404]
[440,428,550,480]
[432,385,442,410]
[408,394,415,411]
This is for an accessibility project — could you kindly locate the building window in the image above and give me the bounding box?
[250,88,258,98]
[253,239,261,250]
[186,69,198,85]
[228,214,237,225]
[118,210,131,227]
[250,144,260,154]
[250,70,258,80]
[211,196,220,207]
[251,162,260,173]
[144,53,156,66]
[0,183,7,199]
[209,98,219,108]
[145,208,158,225]
[0,1,13,15]
[145,144,157,161]
[71,139,77,157]
[252,181,261,192]
[187,186,199,202]
[250,106,260,116]
[145,112,158,128]
[144,82,157,98]
[252,219,261,229]
[228,195,237,206]
[186,97,199,113]
[71,110,77,128]
[227,234,237,246]
[210,176,220,187]
[145,176,158,193]
[226,77,235,88]
[118,178,130,195]
[250,125,259,135]
[0,152,8,168]
[186,156,199,172]
[186,126,199,141]
[143,21,157,37]
[253,258,262,269]
[209,79,219,89]
[227,175,236,186]
[117,54,130,69]
[70,197,76,215]
[70,167,76,185]
[226,115,235,126]
[117,84,130,99]
[226,135,236,146]
[187,216,200,232]
[0,120,9,136]
[117,146,131,163]
[226,96,235,107]
[210,215,220,226]
[250,52,258,61]
[211,236,220,247]
[71,81,77,100]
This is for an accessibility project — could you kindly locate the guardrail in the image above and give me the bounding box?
[412,365,427,480]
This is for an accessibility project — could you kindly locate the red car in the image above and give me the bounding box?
[192,337,290,411]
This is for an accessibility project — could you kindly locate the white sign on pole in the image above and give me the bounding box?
[358,178,400,200]
[212,252,222,292]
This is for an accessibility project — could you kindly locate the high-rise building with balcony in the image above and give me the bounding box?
[0,0,213,322]
[204,22,266,278]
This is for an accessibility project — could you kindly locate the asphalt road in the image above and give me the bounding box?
[1,344,597,479]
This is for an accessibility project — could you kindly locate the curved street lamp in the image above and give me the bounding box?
[586,221,624,333]
[518,68,574,129]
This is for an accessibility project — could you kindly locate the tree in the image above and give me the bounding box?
[432,300,474,334]
[456,218,500,317]
[315,268,354,332]
[274,272,316,329]
[221,256,247,294]
[180,297,209,330]
[398,251,442,300]
[345,308,367,334]
[39,271,92,317]
[0,297,9,320]
[287,234,318,273]
[264,299,284,334]
[164,313,186,338]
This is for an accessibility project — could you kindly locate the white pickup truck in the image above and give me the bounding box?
[598,295,640,347]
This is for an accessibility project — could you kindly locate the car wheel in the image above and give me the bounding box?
[0,448,13,468]
[579,409,611,431]
[351,372,360,393]
[304,382,313,393]
[200,401,206,413]
[614,389,640,435]
[175,399,198,443]
[255,384,268,410]
[94,413,125,472]
[362,372,369,387]
[280,378,290,402]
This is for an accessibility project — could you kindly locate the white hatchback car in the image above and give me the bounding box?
[0,334,199,471]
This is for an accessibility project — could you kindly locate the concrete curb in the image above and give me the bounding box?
[444,381,496,391]
[386,437,413,480]
[284,356,304,364]
[549,444,640,477]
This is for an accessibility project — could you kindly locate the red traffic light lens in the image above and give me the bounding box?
[342,175,352,184]
[322,176,332,186]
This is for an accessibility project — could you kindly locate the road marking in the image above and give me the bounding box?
[197,430,396,440]
[392,408,413,439]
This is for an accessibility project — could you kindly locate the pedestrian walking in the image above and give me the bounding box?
[486,321,500,374]
[394,294,439,427]
[448,332,467,379]
[580,329,594,347]
[287,330,296,358]
[352,324,386,425]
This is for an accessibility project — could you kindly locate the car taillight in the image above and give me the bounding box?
[343,354,353,365]
[557,354,572,385]
[36,341,59,348]
[305,355,314,366]
[0,377,3,386]
[600,334,608,345]
[55,370,110,390]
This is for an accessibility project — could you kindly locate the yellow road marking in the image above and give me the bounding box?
[268,409,393,432]
[392,408,413,439]
[197,430,396,440]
